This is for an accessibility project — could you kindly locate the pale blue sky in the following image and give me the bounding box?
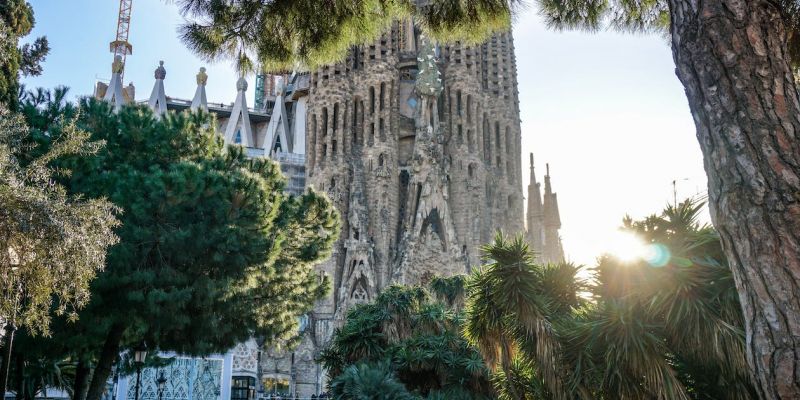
[24,0,708,266]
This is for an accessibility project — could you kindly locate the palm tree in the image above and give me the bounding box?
[319,280,494,399]
[463,234,584,399]
[329,362,415,400]
[562,198,755,399]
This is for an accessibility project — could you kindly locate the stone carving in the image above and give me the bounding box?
[262,22,533,399]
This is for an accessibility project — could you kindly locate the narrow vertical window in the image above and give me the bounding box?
[380,82,386,110]
[369,87,376,114]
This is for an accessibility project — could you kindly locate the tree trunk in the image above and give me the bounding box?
[14,354,23,400]
[72,360,91,400]
[85,324,126,400]
[666,0,800,398]
[0,322,16,400]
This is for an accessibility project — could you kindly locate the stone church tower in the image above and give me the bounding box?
[264,21,526,397]
[526,153,565,264]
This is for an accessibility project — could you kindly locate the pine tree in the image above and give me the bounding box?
[19,96,339,400]
[0,0,49,110]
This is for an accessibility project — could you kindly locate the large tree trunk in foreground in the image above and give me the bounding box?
[86,324,126,400]
[667,0,800,398]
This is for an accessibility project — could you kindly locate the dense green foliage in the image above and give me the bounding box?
[176,0,800,73]
[330,200,751,399]
[15,90,339,400]
[561,200,754,399]
[463,236,584,399]
[0,0,49,109]
[468,200,754,399]
[319,279,494,400]
[177,0,511,72]
[0,105,118,335]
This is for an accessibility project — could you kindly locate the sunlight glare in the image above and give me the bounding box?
[605,231,649,263]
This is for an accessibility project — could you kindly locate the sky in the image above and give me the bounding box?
[23,0,709,267]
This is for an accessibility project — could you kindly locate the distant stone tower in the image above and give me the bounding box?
[526,153,564,264]
[262,20,526,397]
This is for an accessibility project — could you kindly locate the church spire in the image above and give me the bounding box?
[103,55,126,112]
[526,153,544,258]
[224,77,254,147]
[191,67,208,112]
[542,163,564,263]
[148,61,168,116]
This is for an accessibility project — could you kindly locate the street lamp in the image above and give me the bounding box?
[156,371,167,400]
[133,342,148,400]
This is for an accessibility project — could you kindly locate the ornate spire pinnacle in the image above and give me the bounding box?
[225,76,254,147]
[196,67,208,86]
[148,61,168,116]
[191,67,208,112]
[154,60,166,80]
[112,55,124,74]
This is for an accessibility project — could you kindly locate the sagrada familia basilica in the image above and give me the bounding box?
[98,17,564,400]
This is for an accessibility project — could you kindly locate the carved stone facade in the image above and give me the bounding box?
[97,14,536,399]
[265,21,527,398]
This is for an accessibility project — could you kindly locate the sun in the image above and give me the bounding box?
[605,230,650,262]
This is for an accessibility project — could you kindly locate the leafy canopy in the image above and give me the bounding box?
[0,105,118,335]
[177,0,512,73]
[176,0,800,73]
[21,92,339,356]
[319,278,494,400]
[0,0,49,109]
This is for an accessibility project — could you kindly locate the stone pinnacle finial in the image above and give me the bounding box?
[111,55,124,74]
[154,60,166,80]
[546,163,550,176]
[196,67,208,86]
[237,77,248,92]
[530,153,534,169]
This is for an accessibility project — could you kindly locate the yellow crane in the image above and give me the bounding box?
[109,0,133,79]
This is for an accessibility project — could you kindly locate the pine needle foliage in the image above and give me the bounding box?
[176,0,512,73]
[0,0,49,110]
[17,92,339,400]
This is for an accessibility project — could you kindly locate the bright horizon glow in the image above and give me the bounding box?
[23,0,711,268]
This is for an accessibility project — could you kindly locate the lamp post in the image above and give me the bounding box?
[156,371,167,400]
[133,342,147,400]
[0,248,21,400]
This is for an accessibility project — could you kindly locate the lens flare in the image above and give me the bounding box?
[604,231,672,267]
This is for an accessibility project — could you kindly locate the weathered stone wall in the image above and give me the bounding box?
[261,25,525,398]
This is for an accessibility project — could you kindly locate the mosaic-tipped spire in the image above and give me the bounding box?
[191,67,208,112]
[224,76,254,147]
[103,55,126,112]
[148,61,168,116]
[261,77,291,154]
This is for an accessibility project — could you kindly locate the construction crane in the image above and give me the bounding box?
[109,0,133,79]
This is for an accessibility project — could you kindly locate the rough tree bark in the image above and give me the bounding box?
[666,0,800,398]
[85,324,126,400]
